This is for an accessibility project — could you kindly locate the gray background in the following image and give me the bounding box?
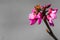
[0,0,60,40]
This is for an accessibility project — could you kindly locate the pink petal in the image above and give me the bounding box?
[50,13,57,19]
[50,9,58,19]
[29,19,37,25]
[47,15,50,20]
[37,12,42,18]
[48,8,52,14]
[29,13,36,19]
[49,17,53,23]
[37,18,42,24]
[32,8,36,13]
[49,22,54,26]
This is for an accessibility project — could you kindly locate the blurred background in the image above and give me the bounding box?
[0,0,60,40]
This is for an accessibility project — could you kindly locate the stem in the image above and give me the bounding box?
[43,19,58,40]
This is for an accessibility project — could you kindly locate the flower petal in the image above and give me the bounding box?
[32,8,37,13]
[49,22,54,26]
[37,12,42,18]
[37,18,42,24]
[29,19,37,25]
[50,13,57,19]
[29,13,36,19]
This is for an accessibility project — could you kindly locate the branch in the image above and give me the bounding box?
[43,19,58,40]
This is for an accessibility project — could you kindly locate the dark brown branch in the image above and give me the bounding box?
[43,19,58,40]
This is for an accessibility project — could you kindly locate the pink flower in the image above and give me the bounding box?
[47,8,58,26]
[29,9,42,25]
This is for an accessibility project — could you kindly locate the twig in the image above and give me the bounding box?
[43,19,58,40]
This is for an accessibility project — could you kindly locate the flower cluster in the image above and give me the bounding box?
[28,4,58,26]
